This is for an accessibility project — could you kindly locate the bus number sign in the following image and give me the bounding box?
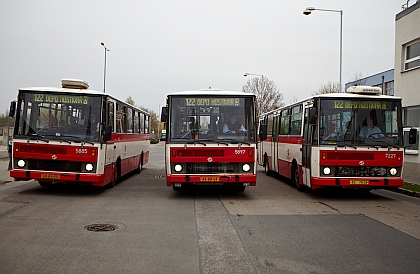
[333,100,386,110]
[185,98,241,107]
[34,94,89,105]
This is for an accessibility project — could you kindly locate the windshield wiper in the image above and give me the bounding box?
[187,140,206,146]
[215,140,229,146]
[54,135,94,145]
[29,134,49,143]
[42,134,72,144]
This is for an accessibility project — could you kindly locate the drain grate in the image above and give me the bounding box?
[84,223,117,232]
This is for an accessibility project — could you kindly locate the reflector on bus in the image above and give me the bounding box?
[61,79,89,89]
[346,85,381,95]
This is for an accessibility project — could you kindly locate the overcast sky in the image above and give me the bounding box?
[0,0,405,115]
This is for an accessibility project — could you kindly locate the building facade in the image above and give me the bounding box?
[344,2,420,176]
[395,1,420,176]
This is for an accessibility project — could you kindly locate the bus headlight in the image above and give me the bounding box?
[17,159,26,168]
[85,163,94,172]
[389,168,397,176]
[174,164,183,172]
[323,167,331,175]
[242,164,251,172]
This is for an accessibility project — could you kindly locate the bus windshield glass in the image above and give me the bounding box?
[14,91,103,142]
[169,96,256,142]
[317,98,402,147]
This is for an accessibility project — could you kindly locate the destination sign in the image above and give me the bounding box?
[333,100,387,110]
[184,98,241,107]
[34,94,89,105]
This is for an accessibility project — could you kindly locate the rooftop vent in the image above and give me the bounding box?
[61,79,89,89]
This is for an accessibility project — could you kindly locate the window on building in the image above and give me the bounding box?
[404,106,420,127]
[404,40,420,71]
[385,81,394,96]
[404,106,420,155]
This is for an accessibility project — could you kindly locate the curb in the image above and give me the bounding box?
[388,188,420,198]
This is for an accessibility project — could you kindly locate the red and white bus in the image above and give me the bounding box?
[258,86,415,191]
[161,89,257,191]
[9,79,150,188]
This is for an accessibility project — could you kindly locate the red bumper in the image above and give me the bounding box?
[310,177,403,190]
[10,169,108,187]
[166,174,257,187]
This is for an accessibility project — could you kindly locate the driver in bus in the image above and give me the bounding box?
[87,112,100,137]
[359,116,383,138]
[223,114,247,134]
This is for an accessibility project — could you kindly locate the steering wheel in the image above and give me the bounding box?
[367,132,383,138]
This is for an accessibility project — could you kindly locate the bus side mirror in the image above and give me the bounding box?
[161,107,168,123]
[103,125,112,142]
[309,108,317,125]
[9,101,16,117]
[409,128,417,144]
[259,124,267,141]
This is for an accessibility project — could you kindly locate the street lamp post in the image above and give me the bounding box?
[303,7,343,92]
[100,42,110,93]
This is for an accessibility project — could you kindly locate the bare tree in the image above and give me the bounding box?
[242,77,284,116]
[347,71,367,86]
[312,81,341,95]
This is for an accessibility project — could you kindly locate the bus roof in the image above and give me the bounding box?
[18,80,149,114]
[167,90,255,97]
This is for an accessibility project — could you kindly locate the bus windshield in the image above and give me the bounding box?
[14,91,103,142]
[317,98,402,147]
[169,96,256,143]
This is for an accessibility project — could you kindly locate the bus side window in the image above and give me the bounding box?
[108,101,114,132]
[280,109,290,135]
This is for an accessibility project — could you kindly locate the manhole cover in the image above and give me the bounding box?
[84,223,117,232]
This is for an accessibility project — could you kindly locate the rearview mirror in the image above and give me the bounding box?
[161,107,168,123]
[9,101,16,117]
[259,124,267,141]
[102,125,112,142]
[409,128,417,144]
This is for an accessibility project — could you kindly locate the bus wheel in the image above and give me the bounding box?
[264,155,272,176]
[292,166,304,192]
[236,186,246,192]
[39,181,52,187]
[108,164,120,188]
[135,153,143,174]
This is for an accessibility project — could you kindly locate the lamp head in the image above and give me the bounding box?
[303,7,315,15]
[244,73,249,77]
[101,42,105,46]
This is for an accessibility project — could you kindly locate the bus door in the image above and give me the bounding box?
[257,118,265,166]
[272,114,280,173]
[302,105,314,188]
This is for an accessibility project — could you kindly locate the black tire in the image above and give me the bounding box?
[135,154,143,174]
[236,186,246,192]
[264,155,272,176]
[38,181,53,187]
[293,165,304,192]
[172,184,182,191]
[107,163,120,189]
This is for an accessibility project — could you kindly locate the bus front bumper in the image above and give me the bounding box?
[310,177,403,190]
[10,169,107,187]
[166,174,257,187]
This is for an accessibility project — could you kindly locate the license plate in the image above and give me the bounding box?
[200,177,220,182]
[350,180,369,185]
[41,174,60,179]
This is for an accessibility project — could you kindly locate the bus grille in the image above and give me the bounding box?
[19,146,67,155]
[186,163,239,174]
[28,159,81,172]
[325,152,374,160]
[178,150,224,157]
[336,166,387,177]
